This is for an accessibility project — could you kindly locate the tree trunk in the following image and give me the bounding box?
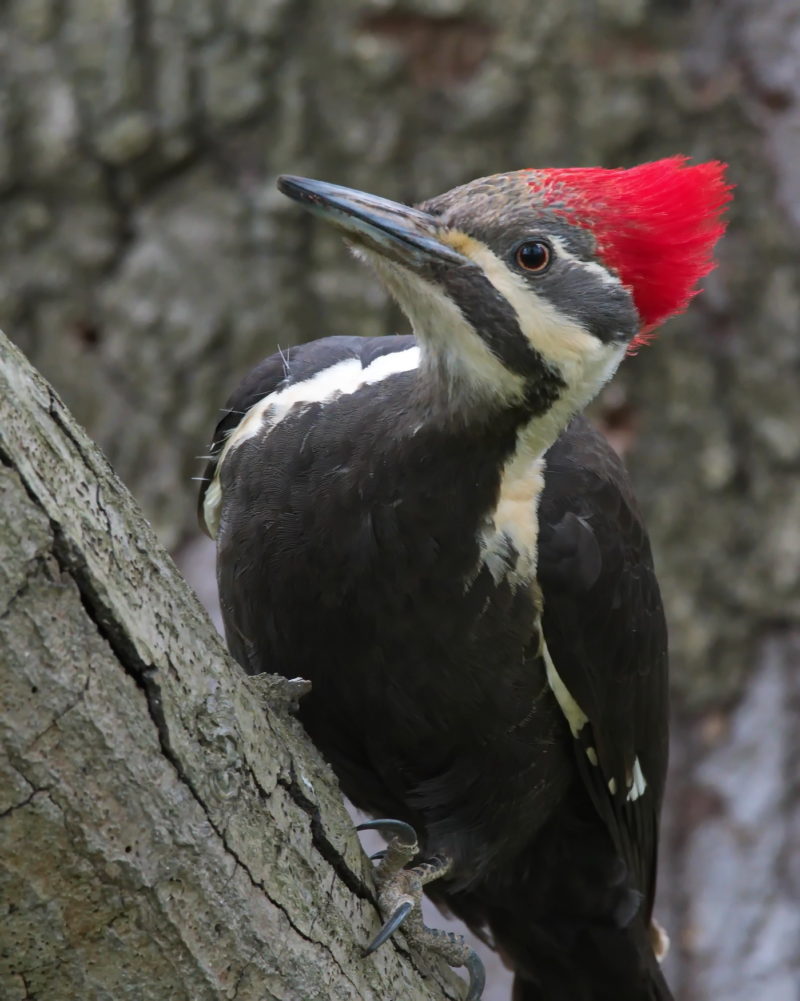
[0,330,461,1001]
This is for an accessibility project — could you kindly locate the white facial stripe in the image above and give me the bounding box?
[548,235,622,289]
[462,240,628,449]
[463,240,614,372]
[361,248,525,408]
[201,346,421,538]
[359,236,627,424]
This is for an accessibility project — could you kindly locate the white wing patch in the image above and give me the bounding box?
[543,640,589,738]
[202,346,420,538]
[544,642,648,805]
[626,756,647,802]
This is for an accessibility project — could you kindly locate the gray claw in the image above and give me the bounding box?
[363,900,414,955]
[464,949,486,1001]
[357,819,483,998]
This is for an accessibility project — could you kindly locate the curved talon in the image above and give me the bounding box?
[355,820,481,998]
[357,818,418,845]
[363,900,414,955]
[464,949,486,1001]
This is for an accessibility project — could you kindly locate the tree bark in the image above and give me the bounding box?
[0,329,461,1001]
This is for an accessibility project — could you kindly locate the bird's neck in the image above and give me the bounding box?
[512,391,589,462]
[404,374,558,593]
[413,345,577,470]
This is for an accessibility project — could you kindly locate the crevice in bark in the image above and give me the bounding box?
[46,388,108,476]
[23,676,91,753]
[0,559,44,620]
[1,438,421,1000]
[1,331,457,999]
[1,422,320,941]
[279,767,373,903]
[0,786,52,820]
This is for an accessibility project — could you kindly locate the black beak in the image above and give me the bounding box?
[277,175,469,269]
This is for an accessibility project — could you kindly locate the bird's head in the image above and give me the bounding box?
[278,158,730,432]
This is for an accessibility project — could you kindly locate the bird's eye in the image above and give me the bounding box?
[515,241,552,274]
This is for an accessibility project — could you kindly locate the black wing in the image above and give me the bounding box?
[538,416,669,919]
[197,334,416,534]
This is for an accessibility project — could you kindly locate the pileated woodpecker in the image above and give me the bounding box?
[199,158,730,1001]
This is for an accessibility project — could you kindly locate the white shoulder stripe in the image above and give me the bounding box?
[201,346,420,539]
[228,345,420,455]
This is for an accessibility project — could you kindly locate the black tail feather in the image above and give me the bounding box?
[509,919,673,1001]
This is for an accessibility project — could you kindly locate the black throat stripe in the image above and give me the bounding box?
[437,266,565,416]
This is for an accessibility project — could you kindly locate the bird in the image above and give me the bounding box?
[198,157,730,1001]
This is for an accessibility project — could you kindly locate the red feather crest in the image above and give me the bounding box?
[528,157,732,347]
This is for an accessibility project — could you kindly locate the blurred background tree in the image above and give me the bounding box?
[1,1,798,998]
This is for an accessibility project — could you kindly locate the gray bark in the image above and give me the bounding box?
[0,330,462,1001]
[1,0,799,998]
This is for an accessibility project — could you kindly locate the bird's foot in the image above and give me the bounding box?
[357,819,486,1001]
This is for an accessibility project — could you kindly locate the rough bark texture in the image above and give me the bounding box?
[0,330,463,1001]
[1,1,799,999]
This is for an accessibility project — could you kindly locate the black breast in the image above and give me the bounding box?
[214,360,572,881]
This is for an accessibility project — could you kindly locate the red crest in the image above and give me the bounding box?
[529,157,732,347]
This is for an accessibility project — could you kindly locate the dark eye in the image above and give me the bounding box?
[515,240,552,273]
